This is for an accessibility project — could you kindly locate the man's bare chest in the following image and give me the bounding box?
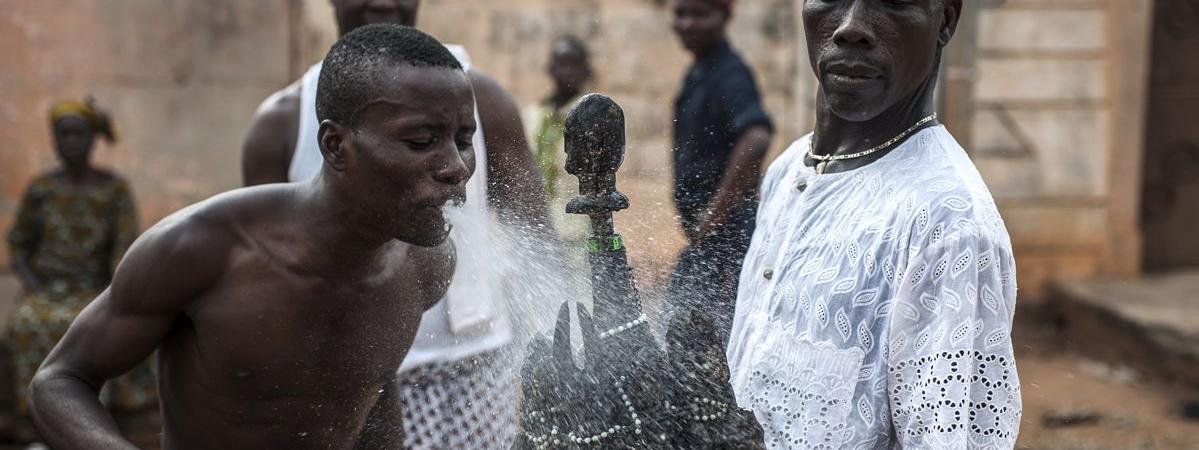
[179,262,424,395]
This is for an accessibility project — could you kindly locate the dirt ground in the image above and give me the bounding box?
[1008,319,1199,450]
[0,175,1197,449]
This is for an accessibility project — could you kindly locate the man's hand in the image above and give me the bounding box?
[687,210,720,247]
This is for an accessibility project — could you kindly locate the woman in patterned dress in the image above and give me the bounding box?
[3,99,156,440]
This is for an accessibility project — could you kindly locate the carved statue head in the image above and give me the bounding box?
[564,94,626,192]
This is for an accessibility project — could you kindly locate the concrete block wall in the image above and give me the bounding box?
[962,0,1150,297]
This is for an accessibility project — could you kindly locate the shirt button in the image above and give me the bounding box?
[763,269,774,280]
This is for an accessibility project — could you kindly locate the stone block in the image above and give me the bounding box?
[978,9,1106,52]
[973,109,1111,198]
[999,204,1110,249]
[1012,250,1103,300]
[975,59,1107,102]
[1050,271,1199,389]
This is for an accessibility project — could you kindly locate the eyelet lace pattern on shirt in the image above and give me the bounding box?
[747,328,864,450]
[889,349,1020,448]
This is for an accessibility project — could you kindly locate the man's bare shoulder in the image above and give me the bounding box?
[254,82,302,125]
[106,187,295,313]
[243,82,302,186]
[142,185,296,256]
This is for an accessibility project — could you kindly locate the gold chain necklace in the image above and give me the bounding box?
[808,112,938,175]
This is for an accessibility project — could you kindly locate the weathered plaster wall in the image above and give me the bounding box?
[0,0,300,267]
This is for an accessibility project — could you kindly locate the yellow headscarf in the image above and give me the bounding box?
[49,99,117,143]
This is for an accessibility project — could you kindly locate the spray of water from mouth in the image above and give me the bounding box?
[442,203,590,356]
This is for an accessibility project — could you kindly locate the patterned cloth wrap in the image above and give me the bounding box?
[399,348,519,449]
[6,173,156,413]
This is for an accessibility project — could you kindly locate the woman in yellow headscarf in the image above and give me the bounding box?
[3,99,156,441]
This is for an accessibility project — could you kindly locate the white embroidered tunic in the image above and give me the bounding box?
[727,126,1021,449]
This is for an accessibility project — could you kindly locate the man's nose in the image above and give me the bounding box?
[433,145,470,185]
[832,0,876,49]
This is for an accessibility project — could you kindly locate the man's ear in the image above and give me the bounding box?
[939,0,963,47]
[318,119,350,172]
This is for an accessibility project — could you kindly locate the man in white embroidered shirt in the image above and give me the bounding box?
[726,1,1021,449]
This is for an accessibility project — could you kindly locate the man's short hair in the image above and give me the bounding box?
[317,24,463,126]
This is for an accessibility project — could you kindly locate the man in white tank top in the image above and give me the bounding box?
[241,2,549,448]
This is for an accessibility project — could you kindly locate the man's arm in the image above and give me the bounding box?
[29,212,229,449]
[470,70,552,232]
[689,67,774,246]
[690,125,772,245]
[242,85,301,186]
[886,226,1021,448]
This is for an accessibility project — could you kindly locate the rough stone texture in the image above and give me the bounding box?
[974,109,1111,199]
[978,9,1107,51]
[1050,270,1199,389]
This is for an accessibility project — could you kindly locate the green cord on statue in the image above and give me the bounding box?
[587,235,624,253]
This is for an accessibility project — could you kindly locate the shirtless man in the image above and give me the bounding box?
[29,25,473,450]
[242,2,547,447]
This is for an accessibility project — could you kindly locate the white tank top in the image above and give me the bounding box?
[289,46,512,371]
